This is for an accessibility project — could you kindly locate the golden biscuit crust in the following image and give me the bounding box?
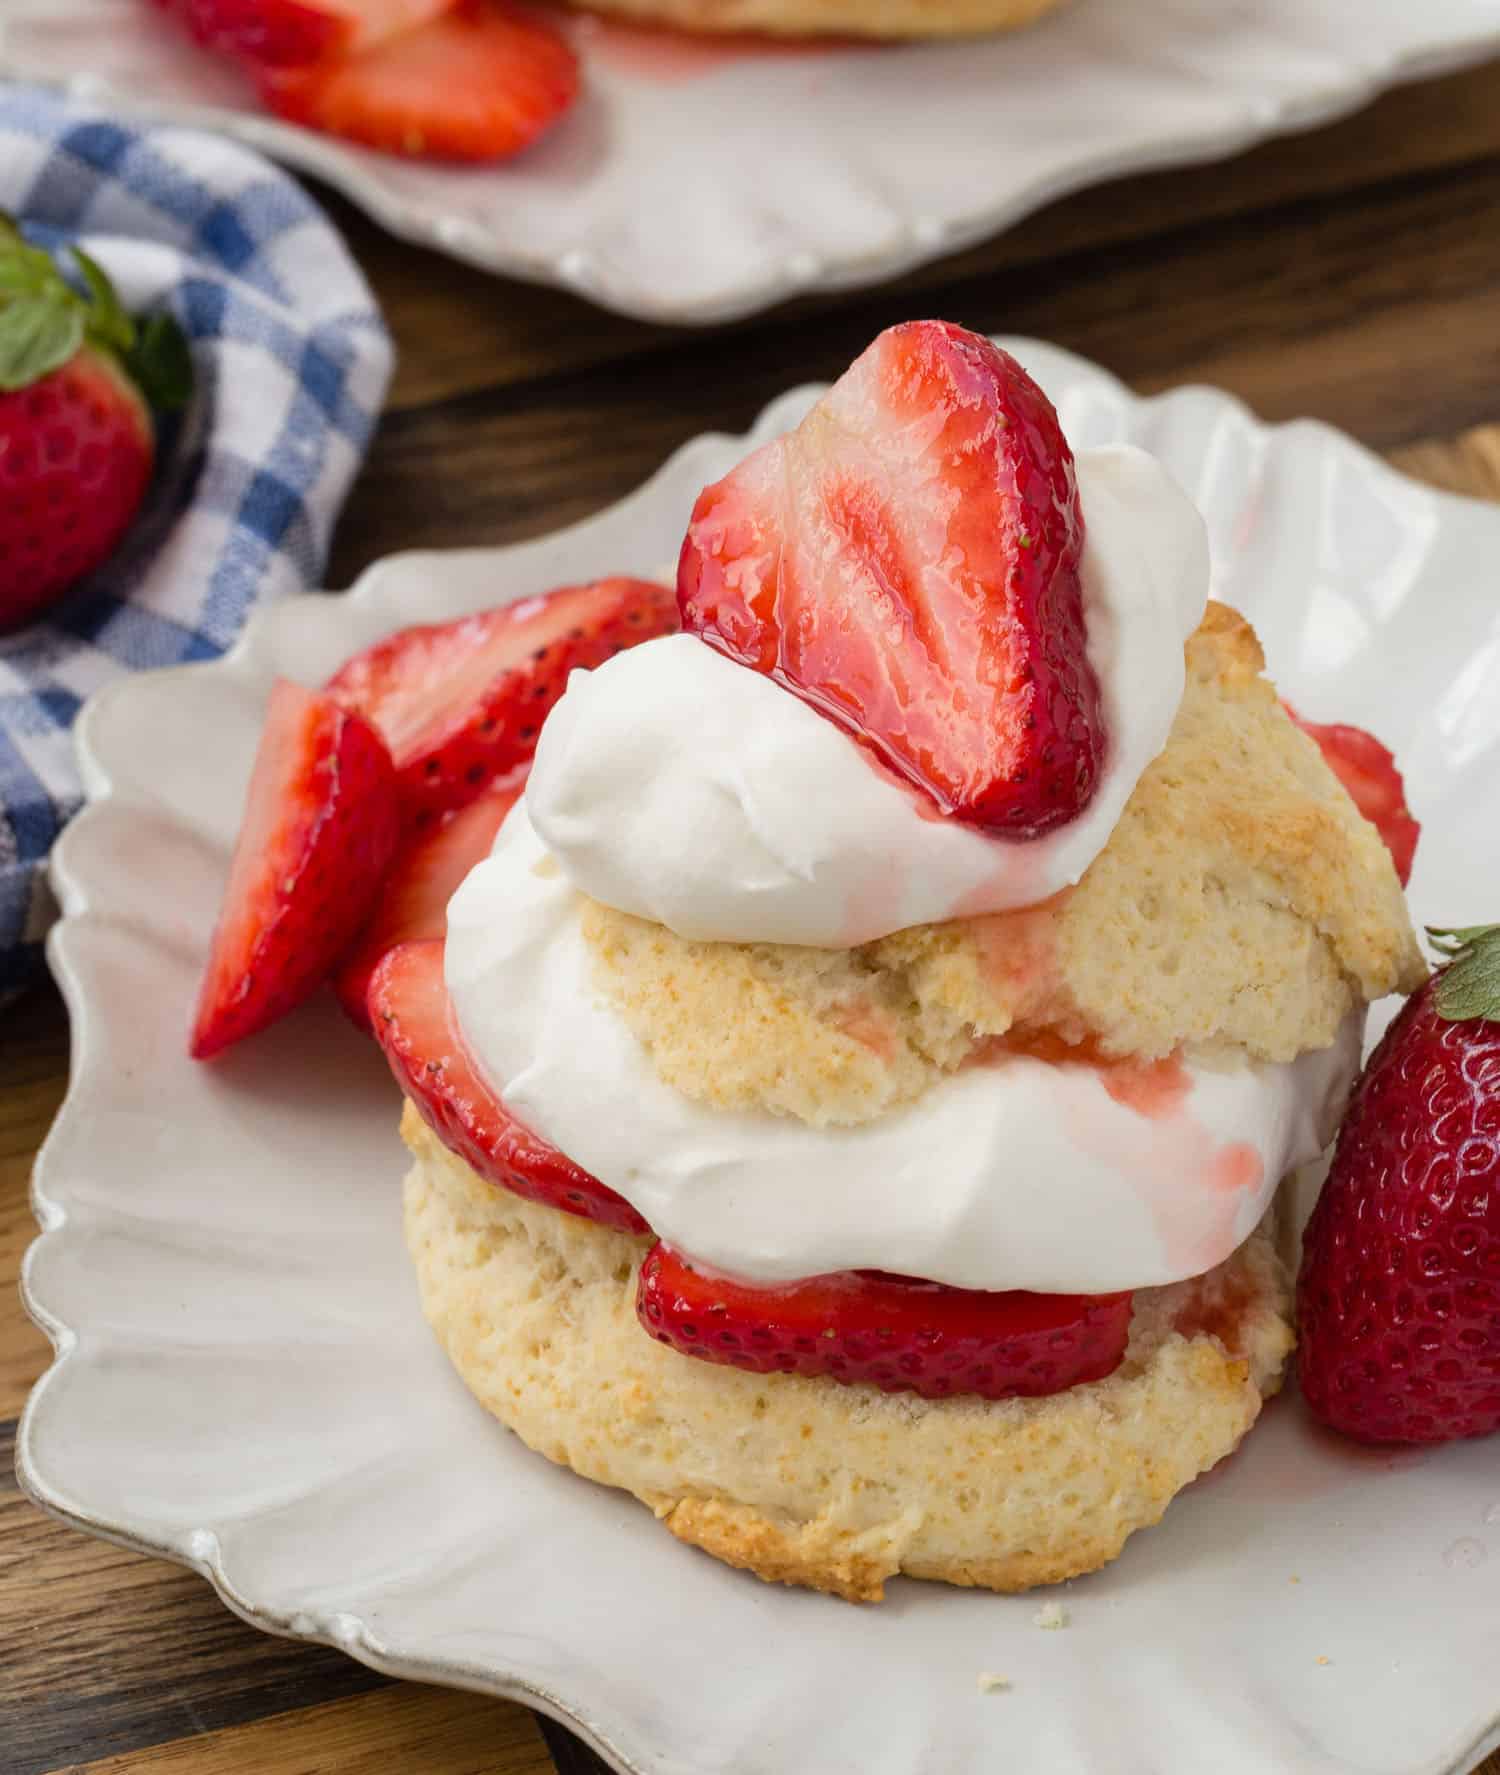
[571,0,1066,40]
[585,603,1424,1128]
[402,1105,1295,1602]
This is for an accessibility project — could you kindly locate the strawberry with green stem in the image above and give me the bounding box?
[1297,923,1500,1444]
[0,213,192,631]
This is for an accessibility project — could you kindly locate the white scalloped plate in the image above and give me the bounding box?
[4,1,1500,323]
[19,340,1500,1775]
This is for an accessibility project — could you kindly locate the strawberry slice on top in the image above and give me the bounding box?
[259,0,580,163]
[678,320,1106,839]
[370,938,648,1233]
[191,680,401,1059]
[327,576,677,824]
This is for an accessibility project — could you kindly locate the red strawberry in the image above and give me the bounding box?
[637,1245,1132,1402]
[151,0,453,67]
[1286,706,1420,885]
[191,681,402,1058]
[1297,924,1500,1444]
[334,766,525,1030]
[369,938,648,1233]
[259,0,579,163]
[327,577,677,823]
[0,215,192,632]
[677,320,1105,838]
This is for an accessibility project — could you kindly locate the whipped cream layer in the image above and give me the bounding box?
[446,806,1362,1294]
[528,445,1209,948]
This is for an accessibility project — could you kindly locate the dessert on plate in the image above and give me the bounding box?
[191,321,1458,1602]
[150,0,1065,176]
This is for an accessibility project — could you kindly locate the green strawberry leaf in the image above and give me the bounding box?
[0,296,84,392]
[125,311,194,413]
[0,237,68,303]
[0,222,193,406]
[71,246,136,355]
[1427,924,1500,953]
[0,211,65,301]
[1427,924,1500,1022]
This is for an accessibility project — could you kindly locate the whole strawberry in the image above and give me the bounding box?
[1298,924,1500,1444]
[0,213,192,632]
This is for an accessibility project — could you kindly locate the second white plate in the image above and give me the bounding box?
[5,0,1500,323]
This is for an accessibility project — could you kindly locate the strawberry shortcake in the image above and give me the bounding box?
[375,322,1423,1600]
[191,321,1426,1601]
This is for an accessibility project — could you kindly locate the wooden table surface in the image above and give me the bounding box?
[6,52,1500,1775]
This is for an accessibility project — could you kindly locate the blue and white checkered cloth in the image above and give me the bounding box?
[0,85,392,1003]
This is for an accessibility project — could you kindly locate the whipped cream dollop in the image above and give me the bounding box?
[446,806,1362,1294]
[528,445,1209,948]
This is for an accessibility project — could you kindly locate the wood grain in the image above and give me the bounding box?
[338,57,1500,419]
[1,1422,397,1775]
[327,144,1500,587]
[42,1684,554,1775]
[6,48,1500,1775]
[1389,424,1500,505]
[1,985,67,1422]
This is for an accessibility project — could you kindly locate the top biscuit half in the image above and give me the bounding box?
[582,603,1425,1130]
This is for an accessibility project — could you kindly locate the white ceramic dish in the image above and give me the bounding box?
[19,340,1500,1775]
[5,0,1500,324]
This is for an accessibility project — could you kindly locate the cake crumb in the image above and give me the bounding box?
[1034,1601,1068,1630]
[977,1672,1011,1694]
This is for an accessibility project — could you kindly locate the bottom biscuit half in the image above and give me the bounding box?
[400,1102,1294,1602]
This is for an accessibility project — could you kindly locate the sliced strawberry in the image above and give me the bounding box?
[153,0,453,68]
[335,767,526,1031]
[327,577,677,823]
[190,680,401,1059]
[678,320,1106,839]
[370,939,649,1233]
[259,0,580,163]
[637,1245,1132,1402]
[1285,706,1420,885]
